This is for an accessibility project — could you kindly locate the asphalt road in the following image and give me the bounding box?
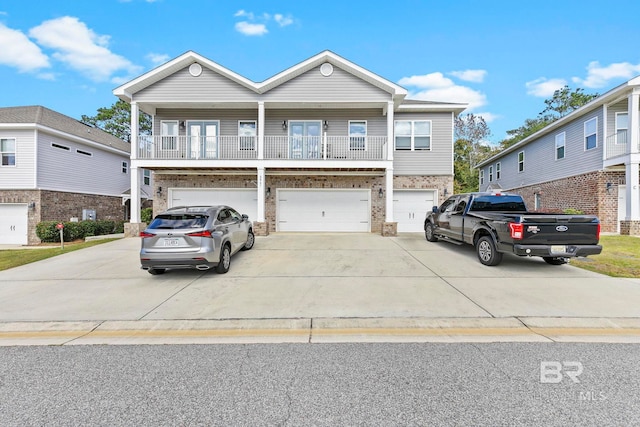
[1,343,638,426]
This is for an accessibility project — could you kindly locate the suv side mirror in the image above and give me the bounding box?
[432,206,439,213]
[242,214,249,221]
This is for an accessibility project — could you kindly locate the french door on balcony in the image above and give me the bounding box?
[289,121,321,159]
[188,121,219,159]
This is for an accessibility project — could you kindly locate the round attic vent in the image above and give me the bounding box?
[189,63,203,77]
[320,62,334,77]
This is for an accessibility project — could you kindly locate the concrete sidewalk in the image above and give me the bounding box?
[1,233,639,344]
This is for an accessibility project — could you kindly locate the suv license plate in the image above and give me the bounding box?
[163,238,179,247]
[550,245,566,254]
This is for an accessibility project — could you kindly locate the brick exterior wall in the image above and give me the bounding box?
[503,170,626,233]
[0,189,125,244]
[154,173,453,234]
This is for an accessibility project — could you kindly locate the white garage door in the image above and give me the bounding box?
[278,189,370,232]
[0,204,28,245]
[393,190,436,232]
[170,188,258,222]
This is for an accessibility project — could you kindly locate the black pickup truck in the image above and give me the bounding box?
[424,192,602,266]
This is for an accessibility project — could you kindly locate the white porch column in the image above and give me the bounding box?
[385,167,394,222]
[257,167,266,222]
[258,101,265,160]
[387,101,394,161]
[130,102,141,223]
[626,91,640,221]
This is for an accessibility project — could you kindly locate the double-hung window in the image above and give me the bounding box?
[349,121,367,150]
[479,169,484,185]
[616,112,628,144]
[238,121,256,150]
[518,151,525,172]
[496,162,501,180]
[122,161,128,174]
[1,138,16,166]
[584,117,597,150]
[143,169,151,185]
[161,121,179,150]
[555,132,566,160]
[488,166,493,182]
[394,120,431,150]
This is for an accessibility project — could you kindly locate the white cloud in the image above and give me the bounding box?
[525,77,567,97]
[235,21,268,36]
[572,61,640,89]
[274,14,293,27]
[449,69,487,83]
[0,23,50,72]
[234,10,254,19]
[399,72,487,110]
[146,52,170,65]
[28,16,141,83]
[474,112,499,123]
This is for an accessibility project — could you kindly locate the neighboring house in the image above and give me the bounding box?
[0,106,153,245]
[114,50,466,236]
[476,77,640,235]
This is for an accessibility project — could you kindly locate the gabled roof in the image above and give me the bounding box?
[114,50,409,103]
[476,75,640,168]
[0,106,130,153]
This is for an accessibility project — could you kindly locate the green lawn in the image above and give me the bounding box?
[571,235,640,278]
[0,239,119,271]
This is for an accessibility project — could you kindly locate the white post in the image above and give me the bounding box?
[130,102,141,223]
[387,101,394,161]
[385,167,394,222]
[626,91,640,221]
[257,167,266,222]
[258,101,265,160]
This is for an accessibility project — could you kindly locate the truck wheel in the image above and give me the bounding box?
[476,236,503,266]
[425,222,438,242]
[543,257,568,265]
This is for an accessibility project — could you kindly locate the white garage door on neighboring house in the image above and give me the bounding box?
[393,190,436,232]
[0,204,28,245]
[278,189,370,232]
[169,188,258,223]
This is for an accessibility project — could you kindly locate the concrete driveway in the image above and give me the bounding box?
[1,233,640,344]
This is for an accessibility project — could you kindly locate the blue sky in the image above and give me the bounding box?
[1,0,640,143]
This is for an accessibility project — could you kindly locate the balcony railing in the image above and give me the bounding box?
[605,129,640,160]
[137,135,387,161]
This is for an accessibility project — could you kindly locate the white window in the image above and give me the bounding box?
[584,117,597,150]
[394,120,431,150]
[518,151,525,173]
[616,112,628,144]
[1,138,16,166]
[122,161,128,174]
[535,193,542,210]
[238,121,256,150]
[479,169,484,185]
[496,162,501,180]
[143,169,151,185]
[161,120,179,150]
[488,165,493,182]
[349,120,367,150]
[555,132,566,160]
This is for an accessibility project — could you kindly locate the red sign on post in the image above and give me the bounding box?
[56,223,64,230]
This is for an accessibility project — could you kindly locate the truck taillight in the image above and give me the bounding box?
[139,231,155,238]
[509,223,524,240]
[597,222,601,240]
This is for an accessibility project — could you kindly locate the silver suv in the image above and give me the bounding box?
[139,205,254,275]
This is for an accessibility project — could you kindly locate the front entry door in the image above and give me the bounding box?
[289,121,321,159]
[188,121,218,159]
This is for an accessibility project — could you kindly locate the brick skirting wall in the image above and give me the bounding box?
[0,189,125,245]
[504,170,627,233]
[154,173,453,234]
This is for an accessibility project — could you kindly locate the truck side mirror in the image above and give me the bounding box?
[432,206,439,213]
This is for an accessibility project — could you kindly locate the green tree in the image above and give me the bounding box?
[81,99,151,142]
[454,114,494,193]
[498,86,599,150]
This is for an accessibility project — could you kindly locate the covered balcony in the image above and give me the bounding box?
[605,129,640,160]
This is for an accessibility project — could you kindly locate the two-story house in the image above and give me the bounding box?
[476,77,640,235]
[114,51,466,236]
[0,106,153,245]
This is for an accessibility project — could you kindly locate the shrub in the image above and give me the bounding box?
[36,221,61,242]
[36,219,126,242]
[563,208,585,215]
[141,207,153,224]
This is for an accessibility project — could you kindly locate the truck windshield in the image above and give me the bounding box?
[469,195,527,212]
